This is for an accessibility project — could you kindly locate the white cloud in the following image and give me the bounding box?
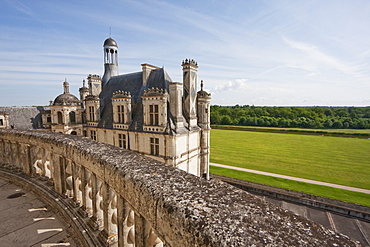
[213,79,248,92]
[283,37,363,77]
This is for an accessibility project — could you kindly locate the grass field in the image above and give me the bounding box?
[212,125,370,136]
[210,129,370,205]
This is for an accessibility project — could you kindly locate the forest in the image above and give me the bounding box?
[210,105,370,129]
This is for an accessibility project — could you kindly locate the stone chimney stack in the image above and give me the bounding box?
[182,59,198,127]
[141,63,160,87]
[169,82,184,130]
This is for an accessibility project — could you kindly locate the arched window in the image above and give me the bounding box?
[69,111,76,123]
[57,111,63,124]
[70,131,77,135]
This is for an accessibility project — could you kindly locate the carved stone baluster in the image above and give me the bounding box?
[46,150,54,186]
[53,156,66,196]
[98,182,113,245]
[65,159,73,198]
[117,196,125,247]
[24,144,32,176]
[146,225,163,247]
[89,174,103,231]
[134,212,145,247]
[40,148,48,180]
[13,142,21,172]
[4,141,11,169]
[125,208,135,247]
[85,170,94,217]
[0,139,4,166]
[70,162,80,207]
[78,166,88,217]
[108,191,118,245]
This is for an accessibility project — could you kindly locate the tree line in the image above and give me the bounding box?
[210,105,370,129]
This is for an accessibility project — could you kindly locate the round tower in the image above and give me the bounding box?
[102,37,119,89]
[79,80,89,109]
[197,80,211,179]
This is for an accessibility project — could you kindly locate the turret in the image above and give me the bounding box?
[101,37,119,89]
[79,80,89,109]
[87,74,102,96]
[197,80,211,179]
[182,59,198,128]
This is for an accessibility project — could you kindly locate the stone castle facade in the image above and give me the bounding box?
[41,37,211,178]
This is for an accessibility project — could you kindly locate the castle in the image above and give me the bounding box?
[41,37,211,178]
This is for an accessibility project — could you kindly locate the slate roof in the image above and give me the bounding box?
[53,93,80,106]
[98,68,177,133]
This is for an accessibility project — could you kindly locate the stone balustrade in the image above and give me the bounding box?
[0,130,357,246]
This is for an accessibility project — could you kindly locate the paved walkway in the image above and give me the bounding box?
[0,177,77,246]
[210,163,370,194]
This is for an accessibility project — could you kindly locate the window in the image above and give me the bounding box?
[47,116,51,123]
[118,133,126,148]
[150,137,159,156]
[117,105,124,123]
[89,106,95,121]
[149,105,159,125]
[90,130,96,140]
[69,111,76,123]
[0,119,3,126]
[57,111,63,124]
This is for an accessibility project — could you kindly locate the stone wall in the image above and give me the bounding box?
[212,174,370,221]
[0,129,358,246]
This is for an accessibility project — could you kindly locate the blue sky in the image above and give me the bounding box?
[1,0,370,106]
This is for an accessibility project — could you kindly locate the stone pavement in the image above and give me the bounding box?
[0,177,77,247]
[210,163,370,194]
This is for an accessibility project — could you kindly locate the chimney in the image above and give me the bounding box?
[169,82,184,130]
[141,63,160,87]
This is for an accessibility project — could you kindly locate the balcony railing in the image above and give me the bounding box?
[0,129,356,246]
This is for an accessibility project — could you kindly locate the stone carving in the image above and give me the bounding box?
[0,130,358,247]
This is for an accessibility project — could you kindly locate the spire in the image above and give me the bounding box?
[201,80,204,91]
[63,79,69,94]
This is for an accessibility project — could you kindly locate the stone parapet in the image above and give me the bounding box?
[0,129,358,246]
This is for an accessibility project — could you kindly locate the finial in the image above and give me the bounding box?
[109,27,112,38]
[83,79,86,87]
[63,79,70,94]
[201,80,204,91]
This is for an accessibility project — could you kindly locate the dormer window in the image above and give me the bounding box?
[111,90,131,130]
[149,105,159,125]
[142,88,168,132]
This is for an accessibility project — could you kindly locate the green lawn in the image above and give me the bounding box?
[210,166,370,207]
[210,129,370,204]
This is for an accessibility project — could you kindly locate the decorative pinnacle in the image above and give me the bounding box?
[201,80,204,91]
[182,59,198,66]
